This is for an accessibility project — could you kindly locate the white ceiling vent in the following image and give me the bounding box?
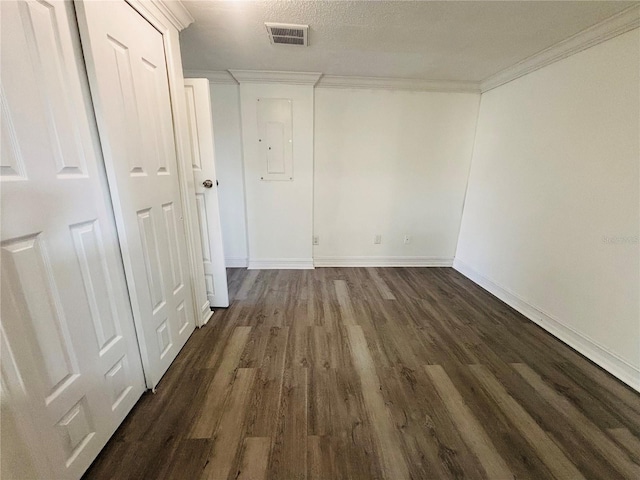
[265,22,309,46]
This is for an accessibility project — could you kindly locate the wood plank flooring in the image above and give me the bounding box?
[83,267,640,480]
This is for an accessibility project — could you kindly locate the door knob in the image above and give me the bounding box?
[203,179,213,188]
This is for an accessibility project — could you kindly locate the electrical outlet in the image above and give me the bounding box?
[403,235,411,244]
[374,234,382,245]
[313,235,319,246]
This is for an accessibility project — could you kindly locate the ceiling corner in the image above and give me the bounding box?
[154,0,194,31]
[480,4,640,93]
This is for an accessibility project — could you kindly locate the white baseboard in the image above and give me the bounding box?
[453,258,640,393]
[199,307,214,327]
[248,258,314,270]
[225,257,248,268]
[313,256,453,267]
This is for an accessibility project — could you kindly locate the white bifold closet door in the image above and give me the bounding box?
[75,0,196,389]
[1,1,145,478]
[184,79,230,308]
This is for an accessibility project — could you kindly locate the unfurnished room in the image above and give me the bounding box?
[1,1,639,479]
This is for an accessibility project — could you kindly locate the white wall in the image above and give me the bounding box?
[313,88,480,266]
[212,85,480,268]
[238,83,315,268]
[209,83,248,267]
[455,30,640,389]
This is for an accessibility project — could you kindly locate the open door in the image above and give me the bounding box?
[184,79,230,308]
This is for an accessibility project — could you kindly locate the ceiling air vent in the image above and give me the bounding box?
[265,22,309,46]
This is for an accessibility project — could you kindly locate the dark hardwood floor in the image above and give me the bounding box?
[83,267,640,480]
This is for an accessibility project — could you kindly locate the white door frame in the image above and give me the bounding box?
[125,0,212,327]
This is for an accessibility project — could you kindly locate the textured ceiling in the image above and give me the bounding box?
[179,1,636,82]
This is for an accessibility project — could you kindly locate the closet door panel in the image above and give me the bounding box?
[1,1,146,478]
[76,0,197,390]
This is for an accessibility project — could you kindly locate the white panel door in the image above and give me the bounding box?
[76,0,196,389]
[184,79,230,308]
[0,1,146,478]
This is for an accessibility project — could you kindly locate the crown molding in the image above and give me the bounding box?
[187,4,639,96]
[183,70,239,85]
[481,5,640,93]
[151,0,194,30]
[316,75,480,93]
[189,70,478,92]
[229,70,323,86]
